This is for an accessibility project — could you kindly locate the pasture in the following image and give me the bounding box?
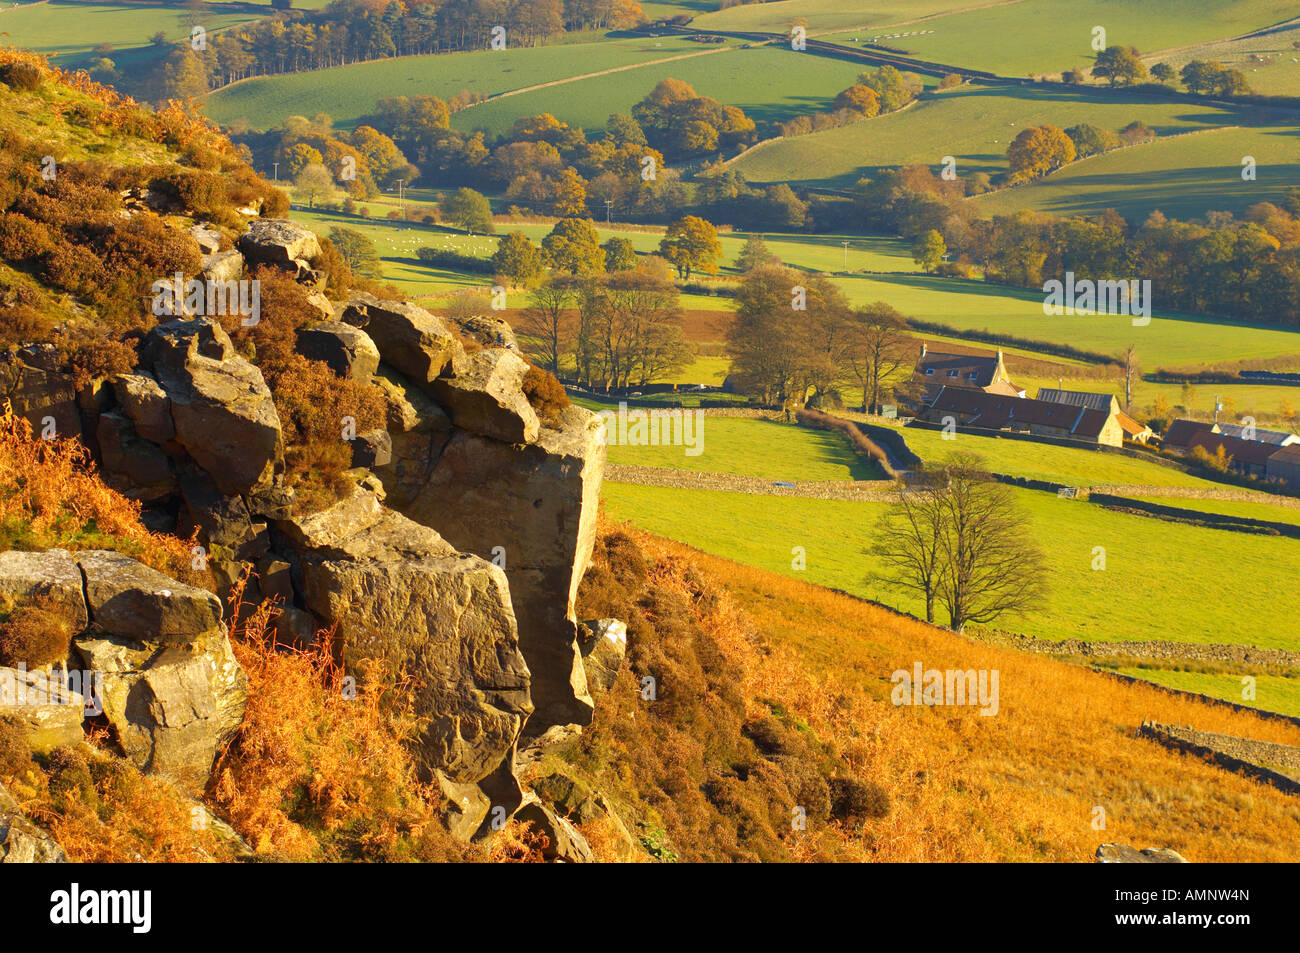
[820,0,1300,77]
[897,425,1222,488]
[733,82,1274,188]
[450,44,865,138]
[973,124,1300,221]
[601,480,1300,650]
[1116,667,1300,718]
[6,0,255,68]
[204,34,715,131]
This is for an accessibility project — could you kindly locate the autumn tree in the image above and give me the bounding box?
[843,302,909,413]
[444,187,494,234]
[912,229,946,272]
[658,215,721,279]
[734,232,778,272]
[293,163,334,208]
[575,258,691,388]
[523,274,581,374]
[1007,125,1076,182]
[602,236,637,272]
[328,227,382,278]
[831,84,881,116]
[492,231,544,286]
[1092,46,1147,86]
[542,217,605,275]
[1150,62,1175,84]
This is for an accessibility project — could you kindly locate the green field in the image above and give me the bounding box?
[1118,668,1300,719]
[828,274,1300,368]
[733,82,1277,188]
[602,480,1300,650]
[7,0,256,69]
[690,0,976,34]
[898,426,1222,487]
[974,125,1300,221]
[1145,22,1300,98]
[597,413,883,481]
[452,44,864,138]
[205,34,717,131]
[1131,495,1300,527]
[821,0,1300,77]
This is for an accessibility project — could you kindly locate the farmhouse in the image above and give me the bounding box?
[1037,388,1153,444]
[1266,444,1300,489]
[919,386,1123,446]
[1185,431,1277,477]
[912,342,1024,403]
[1162,418,1218,452]
[1216,423,1300,447]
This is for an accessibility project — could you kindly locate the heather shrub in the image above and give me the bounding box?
[44,745,97,811]
[0,213,55,261]
[0,62,41,92]
[0,717,34,779]
[829,777,891,822]
[521,364,570,426]
[0,304,57,348]
[0,596,75,668]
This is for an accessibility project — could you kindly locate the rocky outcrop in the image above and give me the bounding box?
[395,405,605,727]
[1095,844,1189,863]
[110,372,174,445]
[201,249,244,284]
[515,793,594,862]
[0,548,247,795]
[237,218,320,267]
[431,348,540,445]
[337,292,462,388]
[0,344,80,439]
[140,319,283,496]
[295,321,380,381]
[0,782,67,863]
[273,487,531,799]
[0,666,86,753]
[453,314,518,351]
[76,629,246,793]
[578,618,626,694]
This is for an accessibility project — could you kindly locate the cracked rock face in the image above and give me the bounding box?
[337,292,462,389]
[431,348,540,445]
[140,319,284,496]
[275,488,532,785]
[76,630,247,792]
[0,548,247,794]
[0,782,67,863]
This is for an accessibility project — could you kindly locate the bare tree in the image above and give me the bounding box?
[844,302,909,413]
[870,470,948,623]
[522,275,579,376]
[1122,344,1140,410]
[872,454,1048,632]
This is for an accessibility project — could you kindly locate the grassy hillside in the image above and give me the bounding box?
[7,0,256,69]
[205,35,716,131]
[821,0,1300,76]
[829,274,1300,367]
[733,82,1274,188]
[690,0,975,34]
[974,124,1300,220]
[601,481,1300,650]
[664,530,1300,862]
[452,44,864,138]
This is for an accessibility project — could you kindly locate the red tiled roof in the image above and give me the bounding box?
[1187,431,1278,467]
[1162,418,1215,449]
[1115,411,1151,437]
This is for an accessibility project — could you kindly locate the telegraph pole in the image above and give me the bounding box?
[605,199,613,224]
[842,240,850,272]
[396,179,405,215]
[272,162,279,182]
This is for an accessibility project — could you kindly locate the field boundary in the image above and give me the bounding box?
[1139,722,1300,793]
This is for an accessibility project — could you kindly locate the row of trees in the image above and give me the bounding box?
[725,264,913,412]
[148,0,644,96]
[1006,120,1155,182]
[1080,46,1252,97]
[777,66,923,138]
[521,260,693,389]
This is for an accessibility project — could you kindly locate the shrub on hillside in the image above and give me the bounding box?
[521,365,570,426]
[0,62,42,92]
[0,717,34,779]
[0,596,76,669]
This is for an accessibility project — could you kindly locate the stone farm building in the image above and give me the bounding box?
[1267,444,1300,490]
[918,386,1124,446]
[912,342,1024,403]
[1185,431,1280,478]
